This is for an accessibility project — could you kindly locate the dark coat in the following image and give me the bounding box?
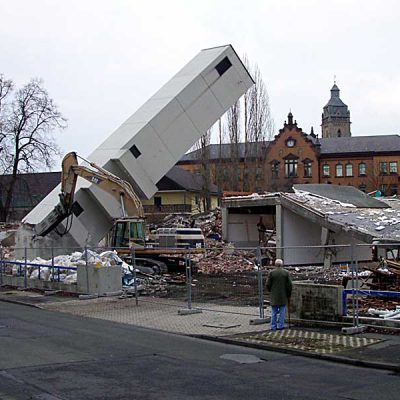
[266,268,292,306]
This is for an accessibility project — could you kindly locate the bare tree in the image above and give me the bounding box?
[199,130,212,211]
[224,57,274,193]
[0,75,66,221]
[226,100,242,191]
[242,57,275,191]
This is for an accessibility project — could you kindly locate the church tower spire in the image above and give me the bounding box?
[321,83,351,138]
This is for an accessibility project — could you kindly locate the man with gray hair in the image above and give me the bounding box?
[266,258,292,330]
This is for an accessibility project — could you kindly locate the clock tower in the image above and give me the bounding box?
[321,83,351,138]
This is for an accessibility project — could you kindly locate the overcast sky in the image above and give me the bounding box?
[1,0,399,168]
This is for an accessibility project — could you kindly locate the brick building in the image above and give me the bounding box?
[178,84,400,195]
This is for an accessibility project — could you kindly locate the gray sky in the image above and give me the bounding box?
[1,0,399,166]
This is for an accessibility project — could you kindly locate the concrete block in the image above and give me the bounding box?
[77,265,122,295]
[342,325,367,335]
[291,282,343,322]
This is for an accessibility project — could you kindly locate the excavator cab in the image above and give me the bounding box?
[111,218,146,249]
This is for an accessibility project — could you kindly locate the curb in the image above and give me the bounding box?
[193,334,400,373]
[0,297,43,309]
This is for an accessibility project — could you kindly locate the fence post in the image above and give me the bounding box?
[354,244,360,327]
[249,246,270,325]
[187,250,193,310]
[342,241,366,334]
[350,242,356,326]
[257,246,265,320]
[51,247,55,282]
[85,245,89,294]
[24,247,28,289]
[0,246,3,286]
[131,248,139,306]
[178,248,201,315]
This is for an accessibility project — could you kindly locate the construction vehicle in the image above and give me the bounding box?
[35,152,204,268]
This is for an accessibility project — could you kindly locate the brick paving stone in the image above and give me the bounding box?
[42,297,269,337]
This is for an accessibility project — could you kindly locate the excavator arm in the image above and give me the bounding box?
[34,152,144,237]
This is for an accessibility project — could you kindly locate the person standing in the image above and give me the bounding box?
[257,216,266,245]
[266,258,292,331]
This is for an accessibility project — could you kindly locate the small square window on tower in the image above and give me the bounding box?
[130,144,141,159]
[215,57,232,76]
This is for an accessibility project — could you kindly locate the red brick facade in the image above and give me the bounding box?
[178,113,400,196]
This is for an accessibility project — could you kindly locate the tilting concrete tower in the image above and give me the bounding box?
[18,45,254,257]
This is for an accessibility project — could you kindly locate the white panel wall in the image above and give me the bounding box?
[281,208,372,266]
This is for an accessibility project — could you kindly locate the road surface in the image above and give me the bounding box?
[0,302,399,399]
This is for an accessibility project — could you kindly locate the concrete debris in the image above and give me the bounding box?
[1,250,131,284]
[152,208,223,238]
[368,306,400,319]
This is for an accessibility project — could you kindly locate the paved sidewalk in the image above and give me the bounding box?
[1,288,399,372]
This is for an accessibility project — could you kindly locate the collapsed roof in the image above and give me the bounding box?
[222,185,400,244]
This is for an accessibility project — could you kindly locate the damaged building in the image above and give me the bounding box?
[222,184,400,266]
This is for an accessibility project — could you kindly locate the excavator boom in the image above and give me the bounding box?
[34,152,144,237]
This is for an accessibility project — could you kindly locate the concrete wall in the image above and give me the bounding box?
[224,213,274,246]
[77,265,122,295]
[1,274,78,293]
[290,282,343,321]
[281,208,371,265]
[1,265,122,295]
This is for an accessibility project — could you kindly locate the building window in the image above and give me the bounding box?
[243,167,249,179]
[380,162,388,175]
[215,57,232,76]
[256,166,263,181]
[322,164,330,177]
[389,161,398,174]
[303,159,312,178]
[358,162,366,176]
[154,196,162,210]
[285,159,298,178]
[345,163,353,177]
[359,184,367,193]
[390,184,398,195]
[236,167,241,181]
[130,144,141,158]
[335,164,343,177]
[271,161,279,179]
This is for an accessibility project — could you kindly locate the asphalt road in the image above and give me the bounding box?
[0,302,399,400]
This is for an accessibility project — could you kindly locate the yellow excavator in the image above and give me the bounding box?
[35,152,204,265]
[35,152,147,249]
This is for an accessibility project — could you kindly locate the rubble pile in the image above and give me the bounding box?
[197,248,256,274]
[362,259,400,291]
[152,208,223,238]
[192,209,222,237]
[2,250,131,284]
